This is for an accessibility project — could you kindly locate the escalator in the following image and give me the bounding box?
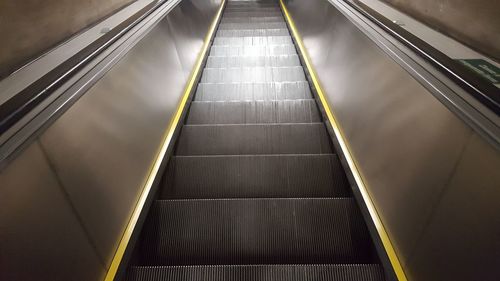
[124,0,385,280]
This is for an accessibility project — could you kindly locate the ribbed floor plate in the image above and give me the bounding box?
[161,154,349,198]
[126,265,385,281]
[138,199,373,265]
[176,124,332,155]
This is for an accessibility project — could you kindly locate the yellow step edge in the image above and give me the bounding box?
[103,1,226,280]
[278,0,408,280]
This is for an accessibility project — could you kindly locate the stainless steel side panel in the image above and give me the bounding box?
[285,0,500,280]
[0,143,105,281]
[0,0,221,279]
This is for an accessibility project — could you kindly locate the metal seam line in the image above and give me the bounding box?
[278,0,408,280]
[103,1,226,280]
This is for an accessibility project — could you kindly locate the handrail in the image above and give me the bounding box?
[345,0,500,115]
[0,0,165,135]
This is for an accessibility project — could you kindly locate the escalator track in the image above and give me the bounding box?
[124,0,386,280]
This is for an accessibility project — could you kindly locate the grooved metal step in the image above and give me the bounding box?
[187,100,320,124]
[195,81,312,101]
[213,36,292,46]
[224,8,282,14]
[137,198,374,265]
[201,67,305,83]
[161,154,349,199]
[210,45,297,56]
[221,16,284,24]
[219,22,286,30]
[217,28,289,37]
[125,264,385,281]
[175,123,332,155]
[207,54,300,68]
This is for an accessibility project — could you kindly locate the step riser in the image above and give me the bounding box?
[126,265,385,281]
[201,67,305,83]
[187,100,321,124]
[221,17,284,24]
[138,199,373,265]
[175,124,332,155]
[195,82,312,101]
[207,55,301,68]
[210,45,297,56]
[161,155,349,199]
[217,29,289,37]
[213,36,292,46]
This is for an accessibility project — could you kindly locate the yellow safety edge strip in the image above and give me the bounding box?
[279,1,408,280]
[104,1,226,280]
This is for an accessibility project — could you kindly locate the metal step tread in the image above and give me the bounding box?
[217,28,289,37]
[187,99,320,124]
[210,44,297,56]
[206,54,300,68]
[201,67,305,83]
[161,154,349,199]
[213,36,292,46]
[137,198,375,265]
[175,123,332,155]
[219,22,286,30]
[195,81,312,101]
[221,16,285,23]
[224,7,282,13]
[125,264,385,281]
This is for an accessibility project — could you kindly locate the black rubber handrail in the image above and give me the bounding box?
[0,0,166,135]
[347,0,500,115]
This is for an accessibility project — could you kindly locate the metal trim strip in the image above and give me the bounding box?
[103,1,226,280]
[278,0,408,280]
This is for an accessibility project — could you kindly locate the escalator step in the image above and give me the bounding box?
[221,16,285,24]
[216,28,289,37]
[175,123,332,155]
[138,198,374,265]
[206,54,301,68]
[195,81,312,101]
[125,264,385,281]
[210,45,296,56]
[213,36,292,46]
[219,22,286,30]
[224,8,282,14]
[187,100,320,124]
[161,154,349,199]
[201,67,305,83]
[223,11,283,18]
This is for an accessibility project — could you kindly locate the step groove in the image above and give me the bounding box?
[187,100,320,124]
[137,198,374,265]
[125,264,385,281]
[175,123,332,155]
[195,81,312,101]
[162,154,349,198]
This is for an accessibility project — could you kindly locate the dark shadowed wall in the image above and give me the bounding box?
[380,0,500,60]
[0,0,135,78]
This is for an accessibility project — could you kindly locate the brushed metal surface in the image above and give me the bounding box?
[408,133,500,281]
[0,0,222,278]
[0,143,105,281]
[285,0,500,280]
[39,18,186,267]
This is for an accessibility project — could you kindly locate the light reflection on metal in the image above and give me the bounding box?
[279,0,408,280]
